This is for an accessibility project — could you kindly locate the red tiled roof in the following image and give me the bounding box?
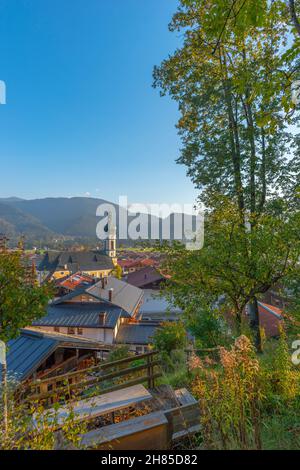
[58,272,95,291]
[117,259,140,268]
[140,258,158,267]
[117,257,158,269]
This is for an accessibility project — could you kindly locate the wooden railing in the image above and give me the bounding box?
[22,351,161,405]
[36,355,81,380]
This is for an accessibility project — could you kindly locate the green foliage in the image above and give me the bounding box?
[190,334,300,450]
[0,250,53,342]
[192,336,263,449]
[161,200,300,346]
[157,347,191,389]
[159,348,187,374]
[260,330,300,402]
[154,1,299,215]
[186,304,230,348]
[153,321,187,355]
[0,378,86,450]
[107,346,131,363]
[261,398,300,450]
[159,366,191,390]
[154,0,300,352]
[112,264,123,280]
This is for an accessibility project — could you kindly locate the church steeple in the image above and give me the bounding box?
[105,212,117,261]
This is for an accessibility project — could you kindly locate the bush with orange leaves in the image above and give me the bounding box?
[191,335,264,450]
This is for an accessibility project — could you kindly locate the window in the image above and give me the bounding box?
[77,327,83,335]
[67,327,75,335]
[54,326,60,333]
[136,346,143,354]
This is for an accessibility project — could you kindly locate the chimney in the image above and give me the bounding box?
[99,312,106,326]
[108,288,114,302]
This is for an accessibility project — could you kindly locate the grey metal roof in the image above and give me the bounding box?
[115,323,159,345]
[140,289,182,315]
[1,330,57,382]
[38,250,114,273]
[32,302,127,329]
[87,277,143,316]
[126,266,165,288]
[0,328,110,382]
[52,286,93,304]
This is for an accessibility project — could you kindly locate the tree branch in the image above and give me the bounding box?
[289,0,300,37]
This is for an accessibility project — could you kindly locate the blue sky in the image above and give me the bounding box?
[0,0,198,206]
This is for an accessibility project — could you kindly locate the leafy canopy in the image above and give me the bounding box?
[0,250,53,342]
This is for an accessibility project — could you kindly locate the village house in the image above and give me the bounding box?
[38,249,115,280]
[0,328,109,385]
[257,302,284,337]
[139,289,183,322]
[125,266,166,290]
[31,277,160,354]
[55,272,96,296]
[117,256,159,275]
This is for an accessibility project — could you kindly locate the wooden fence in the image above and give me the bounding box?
[22,350,161,405]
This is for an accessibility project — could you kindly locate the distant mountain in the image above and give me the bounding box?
[8,197,109,235]
[0,197,24,202]
[0,201,55,244]
[0,197,196,247]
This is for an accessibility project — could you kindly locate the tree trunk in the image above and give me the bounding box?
[258,128,266,213]
[248,297,263,353]
[220,51,245,215]
[242,47,257,217]
[244,96,257,216]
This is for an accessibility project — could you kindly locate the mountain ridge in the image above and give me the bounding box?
[0,197,195,247]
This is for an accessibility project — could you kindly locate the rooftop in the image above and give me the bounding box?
[140,289,182,317]
[1,328,105,382]
[58,272,95,291]
[126,266,165,288]
[117,257,159,269]
[32,302,128,329]
[115,323,159,345]
[38,250,114,273]
[87,277,143,317]
[257,301,284,337]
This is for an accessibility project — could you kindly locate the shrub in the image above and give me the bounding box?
[191,335,263,450]
[153,321,187,355]
[107,346,131,363]
[0,377,86,450]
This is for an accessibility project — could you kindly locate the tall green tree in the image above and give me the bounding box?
[161,200,300,348]
[0,250,52,342]
[0,248,53,437]
[153,0,300,350]
[153,0,299,216]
